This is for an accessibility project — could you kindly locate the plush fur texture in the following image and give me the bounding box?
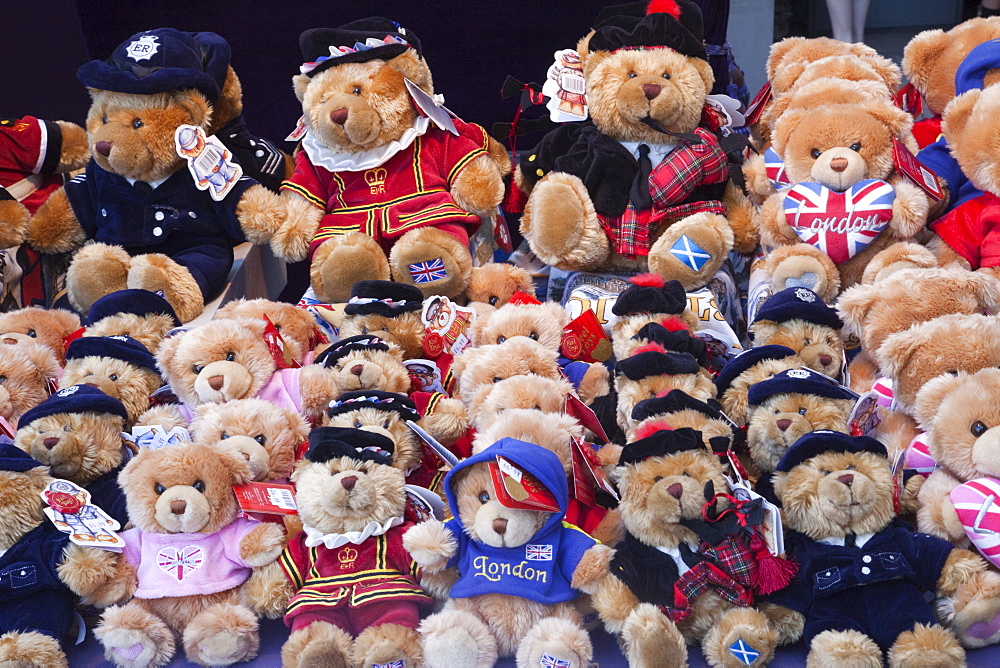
[746,393,854,476]
[15,410,125,486]
[860,241,938,286]
[764,243,841,304]
[719,355,804,427]
[751,319,843,378]
[214,298,321,362]
[93,443,284,668]
[337,310,427,361]
[0,306,80,366]
[85,312,178,355]
[942,84,1000,204]
[190,398,308,482]
[616,370,716,435]
[324,405,424,476]
[470,301,568,351]
[454,339,573,413]
[472,374,573,433]
[325,342,410,395]
[0,342,59,426]
[592,446,778,667]
[611,311,701,361]
[59,353,163,426]
[465,263,537,310]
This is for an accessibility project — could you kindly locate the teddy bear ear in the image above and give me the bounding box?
[292,74,311,103]
[873,328,922,383]
[860,98,912,140]
[835,282,880,336]
[383,50,434,93]
[17,341,61,385]
[170,89,213,129]
[154,328,186,378]
[771,107,810,155]
[860,54,902,90]
[942,88,984,145]
[913,371,967,430]
[901,28,949,91]
[964,269,1000,311]
[766,37,809,81]
[770,471,788,501]
[49,308,82,335]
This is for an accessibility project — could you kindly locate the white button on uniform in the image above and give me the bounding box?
[862,555,872,563]
[256,149,264,157]
[152,227,163,237]
[101,208,107,217]
[188,211,197,218]
[250,140,256,146]
[861,566,871,575]
[154,211,165,221]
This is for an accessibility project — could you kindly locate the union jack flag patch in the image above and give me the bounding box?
[540,653,571,667]
[526,543,553,561]
[408,257,448,283]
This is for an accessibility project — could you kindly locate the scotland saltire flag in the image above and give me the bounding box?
[408,257,448,283]
[729,638,760,665]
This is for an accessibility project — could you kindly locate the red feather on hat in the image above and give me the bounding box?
[633,342,668,355]
[659,316,690,332]
[630,272,665,288]
[635,420,673,440]
[647,0,681,17]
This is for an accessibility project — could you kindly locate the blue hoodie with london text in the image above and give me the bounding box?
[442,438,598,604]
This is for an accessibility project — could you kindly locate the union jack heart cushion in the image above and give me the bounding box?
[951,477,1000,567]
[783,179,895,264]
[904,432,935,478]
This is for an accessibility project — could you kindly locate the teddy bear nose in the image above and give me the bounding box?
[208,375,225,391]
[830,157,849,173]
[330,107,349,125]
[837,474,854,487]
[818,354,834,367]
[340,475,358,491]
[2,337,16,345]
[642,83,662,100]
[170,499,187,515]
[667,482,684,499]
[350,364,364,376]
[43,437,60,450]
[492,518,508,535]
[776,419,792,432]
[95,141,113,157]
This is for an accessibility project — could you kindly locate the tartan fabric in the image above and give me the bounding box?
[660,533,756,623]
[598,127,729,257]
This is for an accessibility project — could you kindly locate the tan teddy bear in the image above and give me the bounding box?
[464,263,537,311]
[82,289,180,355]
[337,280,428,360]
[714,345,803,427]
[472,374,574,433]
[609,274,700,360]
[0,306,81,366]
[469,300,568,350]
[628,389,734,445]
[0,341,60,427]
[315,334,410,395]
[749,287,844,378]
[615,347,716,435]
[214,298,323,363]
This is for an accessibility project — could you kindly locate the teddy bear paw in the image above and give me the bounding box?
[888,624,964,668]
[516,617,592,668]
[281,621,352,668]
[521,172,607,270]
[182,603,259,666]
[99,626,169,668]
[389,227,474,299]
[766,243,840,303]
[419,610,497,668]
[0,631,68,668]
[310,232,390,303]
[949,571,1000,648]
[648,212,734,291]
[352,624,422,668]
[703,608,778,668]
[621,603,687,668]
[806,629,881,668]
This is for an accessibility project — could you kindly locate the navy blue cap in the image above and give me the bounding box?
[344,280,424,317]
[955,39,1000,96]
[20,384,128,426]
[714,345,797,396]
[306,426,394,466]
[632,389,723,423]
[748,368,856,406]
[66,335,158,373]
[619,427,705,466]
[87,289,180,327]
[776,430,887,472]
[753,287,843,329]
[327,390,420,422]
[615,350,701,380]
[0,443,44,472]
[77,28,230,102]
[300,19,421,78]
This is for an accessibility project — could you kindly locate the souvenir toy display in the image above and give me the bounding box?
[472,374,574,431]
[403,438,613,667]
[337,280,428,360]
[765,431,1000,662]
[714,345,802,426]
[214,298,324,363]
[749,287,844,378]
[244,18,508,303]
[23,29,287,323]
[609,274,700,360]
[614,348,716,435]
[82,289,181,355]
[0,341,60,428]
[0,305,81,365]
[464,263,537,311]
[315,334,411,395]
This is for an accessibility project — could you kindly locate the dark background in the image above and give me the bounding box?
[3,0,611,147]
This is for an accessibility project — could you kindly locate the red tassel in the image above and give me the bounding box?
[647,0,681,17]
[635,420,673,440]
[750,534,798,595]
[630,272,665,288]
[503,177,527,214]
[633,342,667,355]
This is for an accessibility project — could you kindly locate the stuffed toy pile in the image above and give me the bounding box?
[7,4,1000,668]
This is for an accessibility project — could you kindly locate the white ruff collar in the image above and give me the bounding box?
[302,516,403,548]
[302,115,430,172]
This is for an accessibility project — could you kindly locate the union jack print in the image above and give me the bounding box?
[526,543,553,561]
[540,653,571,667]
[408,257,448,283]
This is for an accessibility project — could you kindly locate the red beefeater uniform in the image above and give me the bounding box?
[0,116,64,213]
[281,119,491,259]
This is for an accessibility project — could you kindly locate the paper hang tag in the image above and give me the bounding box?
[405,483,446,521]
[233,481,298,515]
[892,136,944,201]
[848,390,890,438]
[508,290,542,306]
[705,94,746,133]
[0,416,14,444]
[63,326,86,352]
[493,212,514,254]
[262,314,301,369]
[286,115,308,142]
[405,358,445,394]
[130,424,191,450]
[405,78,459,136]
[490,456,560,512]
[542,48,589,123]
[148,384,181,408]
[742,81,772,128]
[565,392,609,444]
[406,421,460,468]
[571,437,618,507]
[41,479,124,551]
[174,124,243,201]
[422,296,476,356]
[561,310,612,363]
[724,473,784,556]
[890,448,907,515]
[893,82,923,117]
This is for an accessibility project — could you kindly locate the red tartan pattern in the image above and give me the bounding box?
[659,534,757,623]
[598,127,729,257]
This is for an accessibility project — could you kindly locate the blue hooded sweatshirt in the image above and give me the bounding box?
[917,39,1000,211]
[443,438,598,604]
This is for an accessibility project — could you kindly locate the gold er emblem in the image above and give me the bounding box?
[365,168,387,194]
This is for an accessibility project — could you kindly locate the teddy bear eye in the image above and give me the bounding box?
[849,142,862,152]
[821,469,830,475]
[497,336,506,344]
[131,118,143,129]
[63,424,72,432]
[102,116,109,124]
[109,373,118,381]
[661,72,671,79]
[774,409,780,415]
[493,376,502,383]
[353,86,362,95]
[221,432,229,439]
[154,483,165,495]
[649,390,657,398]
[810,149,821,159]
[381,326,389,332]
[478,491,490,504]
[193,480,206,493]
[529,332,539,340]
[798,407,807,415]
[254,434,267,445]
[382,419,389,428]
[0,375,7,384]
[26,329,35,337]
[225,351,236,361]
[355,419,363,428]
[193,364,204,373]
[682,472,690,477]
[803,338,811,345]
[488,296,499,305]
[846,465,856,471]
[361,327,369,334]
[654,476,663,482]
[972,421,988,437]
[627,72,637,79]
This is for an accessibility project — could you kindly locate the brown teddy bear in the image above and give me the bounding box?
[214,298,323,363]
[248,426,432,667]
[0,341,60,428]
[516,1,748,290]
[60,335,162,426]
[403,437,613,667]
[472,374,574,433]
[591,427,781,668]
[609,274,700,360]
[90,442,286,667]
[15,384,132,525]
[714,345,803,426]
[628,389,734,445]
[0,305,81,366]
[750,287,844,378]
[190,398,309,482]
[82,289,180,355]
[243,19,508,302]
[469,300,568,350]
[337,280,428,360]
[902,17,1000,149]
[147,317,338,423]
[614,347,716,435]
[464,262,537,311]
[764,430,1000,663]
[23,29,287,323]
[315,334,410,395]
[859,240,939,286]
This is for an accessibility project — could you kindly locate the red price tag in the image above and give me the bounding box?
[742,81,772,127]
[233,481,298,515]
[262,315,301,369]
[508,290,541,305]
[561,310,612,363]
[489,457,560,512]
[892,136,944,201]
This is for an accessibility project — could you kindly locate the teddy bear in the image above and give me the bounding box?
[214,298,324,364]
[469,300,568,350]
[902,17,1000,149]
[629,389,734,445]
[615,348,716,435]
[0,341,60,428]
[621,320,710,367]
[609,274,700,360]
[89,441,286,667]
[402,437,613,667]
[0,305,81,366]
[0,443,137,668]
[714,345,803,427]
[338,280,428,360]
[750,287,844,378]
[472,374,574,433]
[22,28,288,323]
[315,334,410,395]
[82,289,180,355]
[762,430,1000,663]
[240,19,508,303]
[859,239,939,286]
[515,0,750,290]
[591,426,782,668]
[189,398,309,483]
[145,317,339,424]
[60,335,163,427]
[14,384,132,524]
[464,262,537,311]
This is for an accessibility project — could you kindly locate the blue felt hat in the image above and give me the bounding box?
[748,368,856,406]
[77,28,231,103]
[19,385,128,426]
[753,287,843,330]
[65,335,158,373]
[87,289,180,327]
[714,345,797,397]
[776,430,887,473]
[0,443,44,472]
